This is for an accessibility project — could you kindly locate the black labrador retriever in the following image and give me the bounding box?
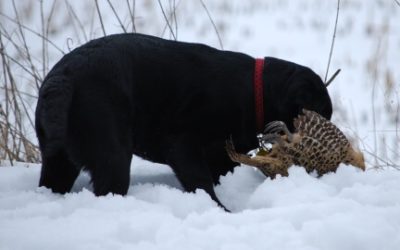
[36,33,332,210]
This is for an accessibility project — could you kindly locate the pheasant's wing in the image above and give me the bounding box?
[296,135,343,175]
[293,109,350,152]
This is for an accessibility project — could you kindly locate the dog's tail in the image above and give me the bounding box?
[35,74,73,156]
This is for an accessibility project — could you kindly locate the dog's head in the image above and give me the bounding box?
[263,57,332,132]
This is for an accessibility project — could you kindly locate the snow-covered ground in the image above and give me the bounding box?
[1,158,400,250]
[1,1,400,249]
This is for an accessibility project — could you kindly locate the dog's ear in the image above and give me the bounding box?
[284,69,333,126]
[262,57,333,130]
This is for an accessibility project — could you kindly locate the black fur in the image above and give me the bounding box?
[36,33,332,210]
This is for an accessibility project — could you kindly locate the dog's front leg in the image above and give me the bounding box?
[166,135,230,212]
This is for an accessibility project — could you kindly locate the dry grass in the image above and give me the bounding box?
[0,0,222,165]
[0,1,138,165]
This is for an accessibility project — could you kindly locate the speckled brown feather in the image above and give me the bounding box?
[226,109,365,178]
[225,140,290,178]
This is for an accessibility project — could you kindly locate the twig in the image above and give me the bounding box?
[12,0,41,89]
[0,41,42,82]
[94,0,107,36]
[0,33,23,163]
[88,3,96,39]
[0,86,38,99]
[3,55,35,130]
[126,0,137,32]
[395,91,400,139]
[325,69,341,87]
[199,0,223,50]
[157,0,177,40]
[44,0,58,76]
[370,32,385,167]
[0,12,64,54]
[363,149,400,170]
[65,1,88,42]
[324,0,340,83]
[172,0,178,39]
[66,37,75,52]
[0,120,39,162]
[0,25,42,81]
[106,0,127,33]
[343,121,399,170]
[0,33,13,164]
[40,0,46,80]
[395,0,400,7]
[160,0,181,39]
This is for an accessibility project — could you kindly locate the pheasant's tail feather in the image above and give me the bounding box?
[225,139,288,178]
[225,139,241,163]
[225,139,257,165]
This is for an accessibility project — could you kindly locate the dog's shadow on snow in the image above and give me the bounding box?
[71,157,183,193]
[130,171,183,190]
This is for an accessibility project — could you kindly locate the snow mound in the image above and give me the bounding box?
[1,159,400,250]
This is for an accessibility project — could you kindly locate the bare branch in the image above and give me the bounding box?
[12,0,41,89]
[0,86,38,99]
[94,0,107,36]
[65,1,88,42]
[325,69,341,87]
[157,0,177,40]
[172,0,178,39]
[324,0,340,83]
[0,39,42,82]
[199,0,223,50]
[126,0,137,32]
[0,12,64,54]
[40,0,46,79]
[107,0,127,33]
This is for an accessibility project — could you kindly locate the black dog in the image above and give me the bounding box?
[36,33,332,210]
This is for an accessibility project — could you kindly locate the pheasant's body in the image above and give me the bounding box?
[226,110,365,178]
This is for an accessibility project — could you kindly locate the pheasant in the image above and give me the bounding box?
[226,109,365,178]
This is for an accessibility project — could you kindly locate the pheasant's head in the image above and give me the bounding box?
[344,146,366,171]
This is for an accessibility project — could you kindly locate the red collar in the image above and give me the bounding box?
[254,58,265,132]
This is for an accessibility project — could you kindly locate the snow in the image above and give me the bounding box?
[1,157,400,250]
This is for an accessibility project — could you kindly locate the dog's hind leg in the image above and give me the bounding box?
[90,150,132,196]
[39,151,80,194]
[82,121,133,196]
[69,89,133,196]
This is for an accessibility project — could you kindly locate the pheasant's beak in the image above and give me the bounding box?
[354,157,366,171]
[349,148,366,171]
